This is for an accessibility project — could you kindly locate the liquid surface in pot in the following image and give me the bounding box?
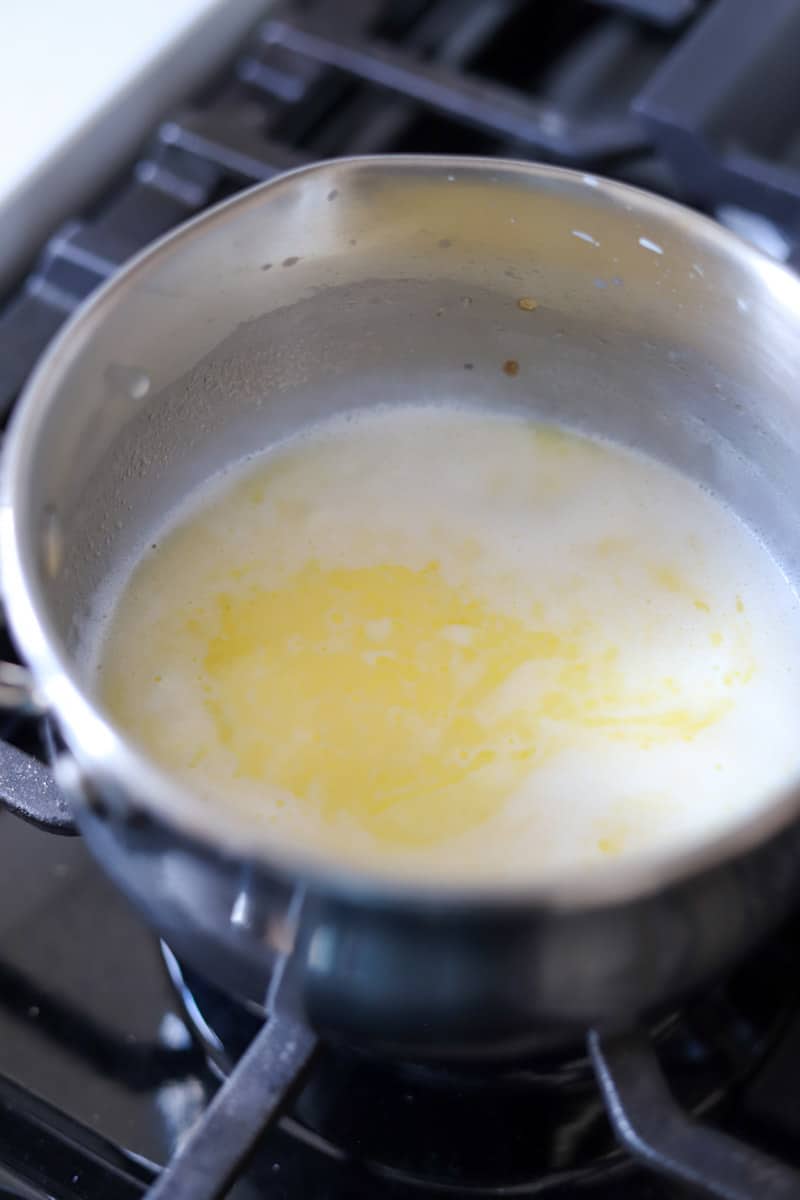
[95,407,800,880]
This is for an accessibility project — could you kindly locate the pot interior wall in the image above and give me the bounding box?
[14,160,800,677]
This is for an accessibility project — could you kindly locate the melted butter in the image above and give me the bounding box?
[96,407,800,880]
[156,557,740,849]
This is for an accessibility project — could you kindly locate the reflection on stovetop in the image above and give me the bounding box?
[2,810,800,1199]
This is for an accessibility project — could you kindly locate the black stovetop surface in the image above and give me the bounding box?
[3,806,800,1199]
[3,1,800,1196]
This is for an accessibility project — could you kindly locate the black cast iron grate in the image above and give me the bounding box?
[159,930,800,1196]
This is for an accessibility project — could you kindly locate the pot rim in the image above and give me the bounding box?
[4,153,800,911]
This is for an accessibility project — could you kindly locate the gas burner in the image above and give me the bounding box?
[162,919,800,1195]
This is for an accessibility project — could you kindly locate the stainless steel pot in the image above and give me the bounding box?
[4,156,800,1062]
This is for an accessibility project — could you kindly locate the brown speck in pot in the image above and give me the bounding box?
[348,238,357,246]
[463,363,474,370]
[502,359,520,377]
[438,238,452,249]
[435,308,445,317]
[282,256,301,267]
[327,189,339,201]
[261,262,272,271]
[517,297,538,311]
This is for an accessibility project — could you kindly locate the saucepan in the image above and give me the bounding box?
[3,156,800,1072]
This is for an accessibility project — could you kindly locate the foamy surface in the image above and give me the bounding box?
[95,407,800,882]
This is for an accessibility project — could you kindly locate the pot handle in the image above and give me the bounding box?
[589,1028,800,1199]
[0,661,78,835]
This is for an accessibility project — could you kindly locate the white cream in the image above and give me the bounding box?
[95,406,800,883]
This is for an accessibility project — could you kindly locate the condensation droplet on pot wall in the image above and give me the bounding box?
[105,364,151,400]
[42,505,63,578]
[572,230,600,247]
